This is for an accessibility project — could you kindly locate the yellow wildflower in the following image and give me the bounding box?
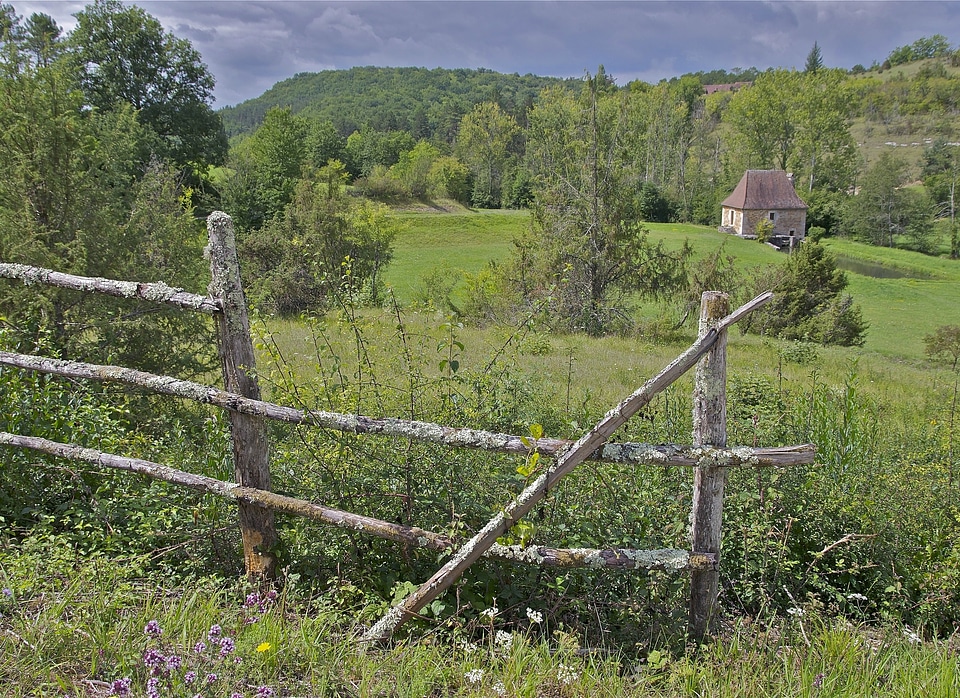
[256,642,271,653]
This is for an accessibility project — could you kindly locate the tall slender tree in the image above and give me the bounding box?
[456,101,520,208]
[805,41,824,74]
[522,76,689,335]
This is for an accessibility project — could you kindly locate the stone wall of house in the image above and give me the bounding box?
[743,209,806,238]
[721,207,743,234]
[773,209,806,237]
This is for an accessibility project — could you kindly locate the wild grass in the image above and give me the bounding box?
[7,209,960,695]
[383,210,529,304]
[2,543,958,697]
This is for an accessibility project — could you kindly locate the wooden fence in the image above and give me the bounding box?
[0,211,815,644]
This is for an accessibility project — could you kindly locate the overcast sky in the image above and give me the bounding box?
[12,1,960,107]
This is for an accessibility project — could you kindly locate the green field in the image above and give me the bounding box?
[382,209,960,361]
[8,210,960,696]
[383,209,529,303]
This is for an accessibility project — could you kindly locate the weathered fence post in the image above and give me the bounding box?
[206,211,278,579]
[688,291,729,643]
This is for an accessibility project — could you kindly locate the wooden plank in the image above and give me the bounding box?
[0,263,220,313]
[206,211,278,578]
[362,291,773,643]
[0,348,816,469]
[0,431,716,572]
[688,291,730,644]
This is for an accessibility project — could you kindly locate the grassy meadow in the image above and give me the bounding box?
[382,208,960,361]
[7,208,960,695]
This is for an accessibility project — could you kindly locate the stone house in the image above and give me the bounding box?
[719,170,807,249]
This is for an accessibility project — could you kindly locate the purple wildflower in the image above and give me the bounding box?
[194,640,206,653]
[231,693,243,698]
[218,636,236,657]
[206,673,218,684]
[258,591,277,613]
[165,654,182,671]
[256,687,274,698]
[244,616,259,625]
[1,588,12,597]
[207,624,222,640]
[110,678,132,696]
[145,678,159,698]
[184,671,196,685]
[144,620,162,637]
[143,648,165,669]
[813,673,824,688]
[244,592,260,607]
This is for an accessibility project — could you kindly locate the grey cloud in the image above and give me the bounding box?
[12,1,960,106]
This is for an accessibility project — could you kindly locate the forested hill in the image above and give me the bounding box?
[218,66,579,140]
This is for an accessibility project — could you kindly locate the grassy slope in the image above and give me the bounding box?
[382,209,960,361]
[848,58,960,173]
[384,208,528,303]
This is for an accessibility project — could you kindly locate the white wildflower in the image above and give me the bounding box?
[526,607,543,624]
[481,606,499,620]
[903,627,922,644]
[492,680,506,696]
[847,593,867,602]
[787,607,804,616]
[557,663,580,686]
[494,630,514,651]
[465,668,485,684]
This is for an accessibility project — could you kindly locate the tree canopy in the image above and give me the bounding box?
[69,0,227,167]
[0,1,218,376]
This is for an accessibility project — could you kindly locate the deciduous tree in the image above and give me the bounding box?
[846,151,933,250]
[455,101,520,208]
[68,0,227,167]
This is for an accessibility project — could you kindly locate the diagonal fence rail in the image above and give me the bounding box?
[0,212,815,645]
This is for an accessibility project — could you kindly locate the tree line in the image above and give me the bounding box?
[6,1,955,356]
[225,40,960,256]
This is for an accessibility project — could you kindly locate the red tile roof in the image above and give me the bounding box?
[721,170,807,210]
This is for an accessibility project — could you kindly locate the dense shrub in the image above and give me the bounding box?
[742,242,867,346]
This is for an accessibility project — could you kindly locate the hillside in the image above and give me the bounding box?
[218,66,578,139]
[849,57,960,170]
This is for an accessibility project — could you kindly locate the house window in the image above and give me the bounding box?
[768,211,777,221]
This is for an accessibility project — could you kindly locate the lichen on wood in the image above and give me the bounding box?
[0,262,220,313]
[0,350,815,470]
[207,211,278,579]
[0,431,715,575]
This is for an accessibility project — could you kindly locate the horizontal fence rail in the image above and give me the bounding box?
[0,351,815,469]
[0,212,816,647]
[0,431,716,572]
[0,263,221,314]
